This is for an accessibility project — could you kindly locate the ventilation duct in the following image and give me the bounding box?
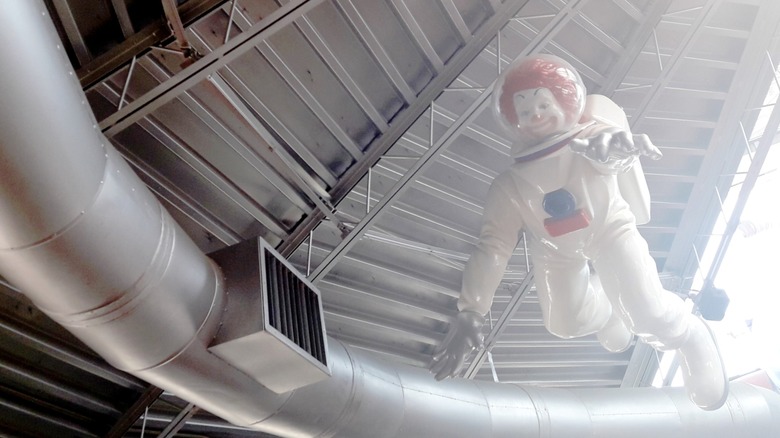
[209,238,330,394]
[1,1,779,437]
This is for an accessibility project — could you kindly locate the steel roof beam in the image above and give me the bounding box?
[294,15,392,131]
[0,318,142,390]
[0,394,98,437]
[665,1,780,276]
[307,0,590,283]
[629,0,719,128]
[396,133,500,184]
[307,0,586,274]
[186,29,339,188]
[570,14,624,54]
[431,106,511,154]
[612,0,644,21]
[441,0,472,43]
[702,64,780,285]
[158,403,199,438]
[110,0,135,38]
[105,386,164,438]
[362,229,470,265]
[120,147,245,245]
[225,6,366,159]
[0,356,119,415]
[205,73,347,230]
[78,0,227,89]
[319,278,453,322]
[95,81,289,238]
[49,0,92,64]
[99,0,324,137]
[390,0,445,73]
[334,0,417,103]
[371,162,485,215]
[280,0,534,256]
[598,0,672,95]
[307,242,459,297]
[137,55,324,213]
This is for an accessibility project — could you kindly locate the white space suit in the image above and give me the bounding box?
[429,55,728,411]
[460,120,688,344]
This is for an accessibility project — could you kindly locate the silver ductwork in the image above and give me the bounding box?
[1,1,779,437]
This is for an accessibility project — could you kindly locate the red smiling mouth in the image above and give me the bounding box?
[525,118,555,135]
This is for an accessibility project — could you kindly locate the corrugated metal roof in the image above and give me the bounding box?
[2,0,780,435]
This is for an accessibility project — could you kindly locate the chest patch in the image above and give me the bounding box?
[542,189,591,237]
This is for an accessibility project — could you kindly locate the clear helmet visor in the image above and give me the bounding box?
[492,54,586,150]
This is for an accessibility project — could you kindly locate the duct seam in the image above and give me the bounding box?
[304,340,362,438]
[472,377,496,436]
[518,385,548,436]
[0,146,108,253]
[50,200,171,327]
[136,259,225,373]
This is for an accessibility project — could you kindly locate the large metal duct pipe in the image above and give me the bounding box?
[1,1,779,437]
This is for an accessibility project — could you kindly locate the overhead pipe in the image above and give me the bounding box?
[161,0,199,61]
[1,1,779,437]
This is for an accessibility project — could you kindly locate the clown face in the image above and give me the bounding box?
[511,87,569,143]
[492,55,587,152]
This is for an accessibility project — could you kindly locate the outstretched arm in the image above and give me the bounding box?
[429,178,523,380]
[570,127,661,173]
[570,94,662,174]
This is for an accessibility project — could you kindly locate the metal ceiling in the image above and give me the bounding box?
[2,0,780,436]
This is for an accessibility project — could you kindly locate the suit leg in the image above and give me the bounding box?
[532,247,612,339]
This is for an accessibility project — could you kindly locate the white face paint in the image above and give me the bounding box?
[512,87,569,143]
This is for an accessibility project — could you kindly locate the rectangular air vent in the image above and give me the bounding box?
[208,238,330,394]
[264,251,327,365]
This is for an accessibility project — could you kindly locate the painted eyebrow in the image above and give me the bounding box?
[534,88,544,96]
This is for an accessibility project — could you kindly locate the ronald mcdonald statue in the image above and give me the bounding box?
[429,54,728,410]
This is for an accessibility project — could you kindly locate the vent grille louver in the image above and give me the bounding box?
[264,251,326,365]
[208,238,330,394]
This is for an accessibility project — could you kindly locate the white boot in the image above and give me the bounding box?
[597,311,633,353]
[676,315,728,410]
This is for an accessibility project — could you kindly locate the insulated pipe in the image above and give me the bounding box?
[1,1,780,437]
[285,342,780,438]
[0,0,290,427]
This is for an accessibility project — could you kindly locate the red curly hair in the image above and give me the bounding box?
[497,56,584,128]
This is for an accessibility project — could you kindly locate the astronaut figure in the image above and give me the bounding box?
[429,54,728,410]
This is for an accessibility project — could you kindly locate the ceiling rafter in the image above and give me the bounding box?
[280,0,534,257]
[305,0,590,283]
